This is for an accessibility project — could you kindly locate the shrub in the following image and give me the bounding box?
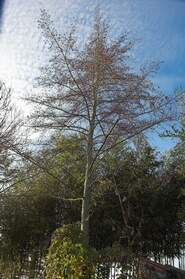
[44,223,97,279]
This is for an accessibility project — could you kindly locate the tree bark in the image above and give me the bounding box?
[81,116,95,244]
[81,138,93,244]
[81,163,92,244]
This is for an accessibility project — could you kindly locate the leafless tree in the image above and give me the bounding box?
[0,82,22,192]
[26,10,176,243]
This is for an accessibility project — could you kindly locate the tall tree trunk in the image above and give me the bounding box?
[81,124,94,244]
[81,162,92,244]
[81,76,97,242]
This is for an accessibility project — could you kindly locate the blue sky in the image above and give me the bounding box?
[0,0,5,28]
[103,0,185,92]
[0,0,184,151]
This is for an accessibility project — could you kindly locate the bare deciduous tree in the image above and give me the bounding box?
[0,82,22,192]
[26,10,175,243]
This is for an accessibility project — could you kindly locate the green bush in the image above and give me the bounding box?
[44,223,97,279]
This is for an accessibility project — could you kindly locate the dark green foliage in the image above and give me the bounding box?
[90,146,184,259]
[0,136,85,277]
[0,184,59,277]
[0,136,185,278]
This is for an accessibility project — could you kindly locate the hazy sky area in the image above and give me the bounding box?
[0,0,185,151]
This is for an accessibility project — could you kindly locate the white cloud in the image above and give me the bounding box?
[0,0,184,111]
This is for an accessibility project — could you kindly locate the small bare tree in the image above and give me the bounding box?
[0,82,22,192]
[26,10,175,243]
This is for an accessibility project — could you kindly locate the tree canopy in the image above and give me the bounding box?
[26,10,176,243]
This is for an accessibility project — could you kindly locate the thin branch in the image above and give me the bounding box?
[46,25,91,121]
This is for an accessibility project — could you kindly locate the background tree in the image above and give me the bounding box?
[89,145,185,278]
[0,82,22,193]
[0,135,85,278]
[26,10,176,242]
[0,135,184,278]
[91,145,184,252]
